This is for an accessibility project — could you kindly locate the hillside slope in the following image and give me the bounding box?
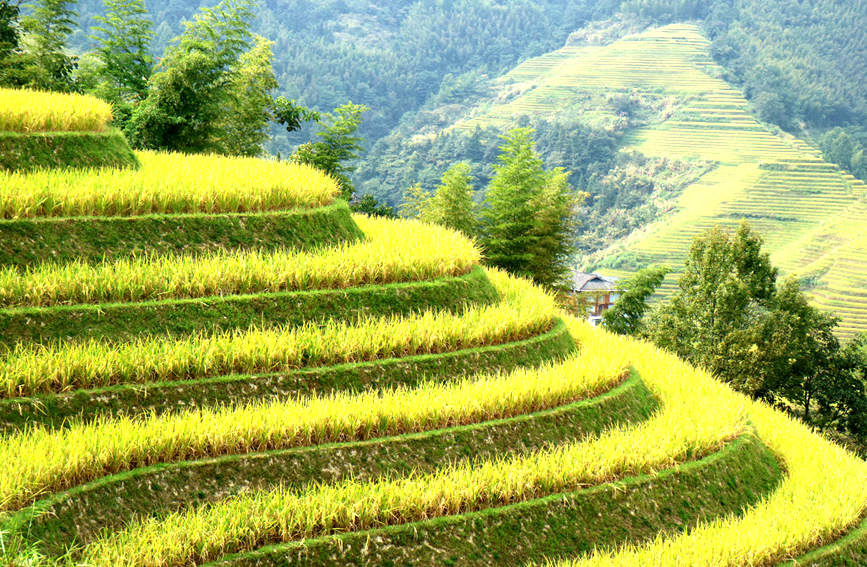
[364,22,867,339]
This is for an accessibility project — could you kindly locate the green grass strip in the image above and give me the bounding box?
[0,266,497,346]
[0,201,362,268]
[0,317,571,433]
[5,370,652,556]
[207,433,781,567]
[0,270,552,398]
[0,130,138,173]
[78,431,778,566]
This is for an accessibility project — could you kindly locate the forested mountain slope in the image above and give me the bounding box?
[70,0,621,149]
[68,0,867,157]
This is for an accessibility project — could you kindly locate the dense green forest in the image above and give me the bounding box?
[63,0,867,156]
[66,0,622,149]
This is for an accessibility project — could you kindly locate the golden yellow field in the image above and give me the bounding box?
[0,88,113,133]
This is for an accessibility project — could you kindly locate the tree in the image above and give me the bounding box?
[480,128,550,278]
[213,35,278,157]
[649,222,777,379]
[480,128,581,287]
[126,0,255,152]
[0,0,22,86]
[293,102,368,201]
[603,265,669,336]
[398,182,432,220]
[427,162,477,237]
[272,96,320,134]
[0,1,19,61]
[526,167,585,288]
[352,193,396,218]
[648,223,867,447]
[89,0,154,105]
[19,0,77,91]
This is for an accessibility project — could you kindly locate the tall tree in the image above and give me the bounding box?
[603,265,670,336]
[293,102,368,201]
[649,222,777,378]
[480,128,548,278]
[213,34,278,157]
[526,167,584,288]
[126,0,254,152]
[480,127,580,287]
[90,0,154,105]
[20,0,77,91]
[427,162,477,237]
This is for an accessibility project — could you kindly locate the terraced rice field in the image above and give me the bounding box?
[2,78,867,567]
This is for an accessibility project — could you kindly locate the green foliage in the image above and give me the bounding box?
[293,102,368,200]
[427,162,477,237]
[603,265,669,337]
[88,0,153,121]
[480,128,581,288]
[18,0,78,91]
[272,96,320,134]
[126,0,255,153]
[0,1,20,84]
[351,193,396,218]
[650,223,778,379]
[213,35,278,157]
[398,182,432,220]
[706,0,867,129]
[819,128,867,180]
[649,223,867,444]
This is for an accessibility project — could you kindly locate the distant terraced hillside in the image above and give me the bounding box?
[444,23,867,339]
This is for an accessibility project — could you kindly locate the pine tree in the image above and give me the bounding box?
[427,162,477,237]
[479,128,580,287]
[526,167,584,288]
[90,0,154,104]
[20,0,78,91]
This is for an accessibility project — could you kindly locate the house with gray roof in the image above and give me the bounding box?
[571,271,621,326]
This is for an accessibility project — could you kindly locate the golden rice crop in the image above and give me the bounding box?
[0,151,337,219]
[0,270,554,398]
[539,378,867,566]
[0,306,618,512]
[0,88,113,133]
[0,216,480,307]
[76,317,750,566]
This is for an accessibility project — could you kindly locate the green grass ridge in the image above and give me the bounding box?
[0,130,139,172]
[0,201,363,268]
[0,318,574,433]
[3,371,657,557]
[206,432,781,567]
[0,266,497,346]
